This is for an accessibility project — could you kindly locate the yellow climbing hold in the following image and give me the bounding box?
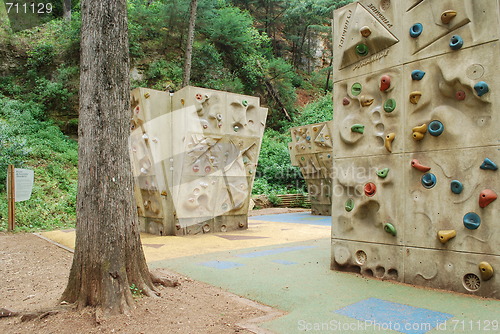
[437,230,456,244]
[384,133,395,153]
[478,262,494,281]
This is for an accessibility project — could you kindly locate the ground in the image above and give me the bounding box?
[0,210,307,333]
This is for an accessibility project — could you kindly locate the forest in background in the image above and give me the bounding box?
[0,0,351,231]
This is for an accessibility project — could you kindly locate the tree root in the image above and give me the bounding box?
[150,271,180,288]
[17,305,71,322]
[0,308,18,318]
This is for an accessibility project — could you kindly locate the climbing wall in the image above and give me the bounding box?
[130,86,267,235]
[288,121,334,215]
[331,0,500,298]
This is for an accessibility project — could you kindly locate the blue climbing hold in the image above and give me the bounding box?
[306,136,311,141]
[428,120,444,136]
[474,81,489,97]
[450,180,463,194]
[421,173,437,189]
[480,158,498,171]
[449,35,463,50]
[411,70,425,81]
[410,23,423,38]
[463,212,481,230]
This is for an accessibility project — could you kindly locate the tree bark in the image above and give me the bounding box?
[63,0,71,21]
[182,0,198,87]
[60,0,156,314]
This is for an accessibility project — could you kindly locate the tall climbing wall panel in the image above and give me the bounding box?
[289,121,334,215]
[130,86,268,235]
[331,0,500,298]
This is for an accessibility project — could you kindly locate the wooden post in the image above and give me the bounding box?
[7,164,15,231]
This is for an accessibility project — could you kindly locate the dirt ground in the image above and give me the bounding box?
[0,210,301,334]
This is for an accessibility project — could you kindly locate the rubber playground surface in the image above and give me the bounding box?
[41,212,500,333]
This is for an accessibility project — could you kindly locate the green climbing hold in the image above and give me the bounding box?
[377,168,390,178]
[345,198,354,212]
[351,83,362,96]
[384,223,397,236]
[301,156,305,161]
[351,124,365,134]
[383,98,396,113]
[355,43,369,56]
[242,100,248,107]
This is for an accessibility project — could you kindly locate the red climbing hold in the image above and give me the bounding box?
[411,159,431,172]
[479,189,497,208]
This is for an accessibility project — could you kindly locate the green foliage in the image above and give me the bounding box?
[291,92,333,127]
[0,97,78,232]
[26,43,55,71]
[130,284,143,298]
[253,93,332,195]
[267,193,282,206]
[144,59,183,90]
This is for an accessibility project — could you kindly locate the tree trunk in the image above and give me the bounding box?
[60,0,156,314]
[63,0,71,21]
[182,0,198,87]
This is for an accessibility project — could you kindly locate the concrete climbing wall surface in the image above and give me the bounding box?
[289,121,334,215]
[129,86,268,235]
[331,0,500,298]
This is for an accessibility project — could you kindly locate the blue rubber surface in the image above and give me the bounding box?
[335,297,454,334]
[198,260,245,270]
[249,212,331,226]
[236,245,316,258]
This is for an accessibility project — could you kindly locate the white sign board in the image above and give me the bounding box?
[15,168,34,202]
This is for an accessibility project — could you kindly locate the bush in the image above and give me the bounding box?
[0,97,78,231]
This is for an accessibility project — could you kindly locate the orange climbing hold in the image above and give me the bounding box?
[479,189,497,208]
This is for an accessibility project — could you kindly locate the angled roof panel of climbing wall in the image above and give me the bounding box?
[333,0,403,82]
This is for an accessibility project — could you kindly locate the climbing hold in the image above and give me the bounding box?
[134,105,140,114]
[360,26,371,37]
[412,132,425,141]
[421,173,437,189]
[411,70,426,81]
[384,133,395,153]
[441,10,457,24]
[351,83,362,96]
[377,168,390,178]
[343,97,350,105]
[474,81,489,97]
[428,120,444,136]
[479,189,497,208]
[144,92,150,99]
[409,91,422,104]
[192,165,200,172]
[383,98,396,113]
[216,114,223,121]
[450,180,463,194]
[384,223,397,236]
[438,230,456,244]
[355,43,369,56]
[345,198,354,212]
[380,75,391,91]
[360,96,374,107]
[478,262,494,281]
[351,124,365,134]
[242,100,248,107]
[410,23,423,38]
[204,166,211,173]
[364,182,376,197]
[411,159,431,172]
[449,35,463,50]
[480,158,498,170]
[233,125,240,132]
[463,212,481,230]
[306,136,311,141]
[456,90,466,101]
[412,123,427,141]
